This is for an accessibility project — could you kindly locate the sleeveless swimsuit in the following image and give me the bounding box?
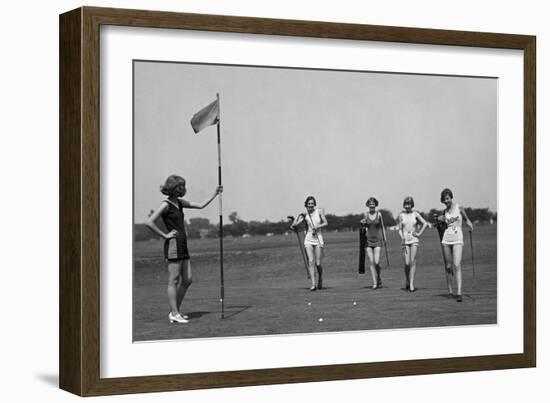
[365,212,382,248]
[400,211,420,246]
[161,199,190,261]
[441,203,464,246]
[304,208,324,247]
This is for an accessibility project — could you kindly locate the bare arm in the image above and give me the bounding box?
[413,212,429,237]
[360,212,367,225]
[180,186,223,209]
[145,203,176,240]
[316,208,328,229]
[290,214,305,229]
[398,213,404,241]
[379,212,387,241]
[460,206,474,231]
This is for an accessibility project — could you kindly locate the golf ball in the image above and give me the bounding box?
[353,302,357,305]
[318,318,323,322]
[307,302,311,306]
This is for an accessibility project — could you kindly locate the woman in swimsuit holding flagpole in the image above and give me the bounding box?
[146,175,222,324]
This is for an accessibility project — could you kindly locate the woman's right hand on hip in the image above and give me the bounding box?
[165,230,178,239]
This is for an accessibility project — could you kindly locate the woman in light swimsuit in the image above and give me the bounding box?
[398,196,428,292]
[291,196,328,291]
[359,197,386,289]
[437,188,474,302]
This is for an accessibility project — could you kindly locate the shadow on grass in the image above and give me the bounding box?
[362,285,389,291]
[222,305,252,319]
[434,293,476,301]
[408,287,423,293]
[187,311,211,319]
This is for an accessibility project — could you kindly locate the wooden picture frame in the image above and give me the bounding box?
[59,6,536,396]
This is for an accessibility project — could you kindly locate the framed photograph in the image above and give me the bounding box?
[59,6,536,396]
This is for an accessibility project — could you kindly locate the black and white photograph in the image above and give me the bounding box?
[2,0,545,400]
[133,60,497,341]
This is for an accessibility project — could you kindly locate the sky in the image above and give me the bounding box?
[134,61,497,224]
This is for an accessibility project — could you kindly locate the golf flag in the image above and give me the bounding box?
[189,94,226,319]
[190,99,219,134]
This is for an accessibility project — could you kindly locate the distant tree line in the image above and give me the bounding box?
[135,207,496,241]
[421,207,497,224]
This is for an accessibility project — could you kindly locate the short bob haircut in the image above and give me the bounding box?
[160,175,186,196]
[304,196,317,207]
[366,197,379,207]
[440,188,454,203]
[403,196,415,208]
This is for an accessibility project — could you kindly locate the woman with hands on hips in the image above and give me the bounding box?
[146,175,222,324]
[398,196,428,292]
[437,188,474,302]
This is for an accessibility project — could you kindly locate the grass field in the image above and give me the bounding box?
[133,224,497,341]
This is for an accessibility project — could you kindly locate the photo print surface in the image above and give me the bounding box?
[133,60,497,342]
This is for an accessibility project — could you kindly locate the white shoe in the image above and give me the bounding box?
[169,312,189,324]
[169,312,189,320]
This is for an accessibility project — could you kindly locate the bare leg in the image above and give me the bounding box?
[366,247,377,288]
[167,261,183,314]
[304,245,317,289]
[403,245,411,290]
[453,245,464,299]
[409,244,418,291]
[176,259,192,311]
[442,244,454,295]
[374,246,382,287]
[315,246,323,289]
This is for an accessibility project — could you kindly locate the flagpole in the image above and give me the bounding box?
[216,93,225,319]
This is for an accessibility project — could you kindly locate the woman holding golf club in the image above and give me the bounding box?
[290,196,328,291]
[437,188,474,302]
[359,197,386,289]
[146,175,222,324]
[398,196,428,292]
